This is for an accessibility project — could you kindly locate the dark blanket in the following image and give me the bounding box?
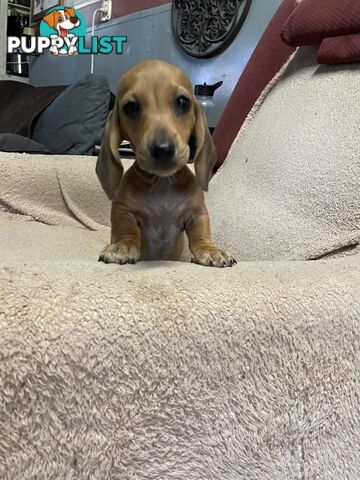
[0,81,66,137]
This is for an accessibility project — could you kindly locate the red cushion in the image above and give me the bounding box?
[318,33,360,64]
[282,0,360,47]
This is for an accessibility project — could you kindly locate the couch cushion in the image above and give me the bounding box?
[318,33,360,64]
[1,214,360,478]
[32,74,110,155]
[207,46,360,261]
[0,152,112,230]
[0,81,65,137]
[281,0,360,46]
[0,133,50,154]
[1,144,360,479]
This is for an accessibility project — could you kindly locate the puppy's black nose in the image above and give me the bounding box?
[149,140,175,163]
[70,16,79,24]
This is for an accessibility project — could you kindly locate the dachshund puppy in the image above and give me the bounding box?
[96,60,236,267]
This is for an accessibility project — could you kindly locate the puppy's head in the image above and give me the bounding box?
[43,8,80,34]
[96,60,217,200]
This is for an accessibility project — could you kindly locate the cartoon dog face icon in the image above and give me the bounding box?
[42,7,80,38]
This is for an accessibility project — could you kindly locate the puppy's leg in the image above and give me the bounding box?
[186,214,236,268]
[99,212,141,265]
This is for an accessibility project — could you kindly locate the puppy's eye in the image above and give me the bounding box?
[123,101,140,118]
[175,95,191,114]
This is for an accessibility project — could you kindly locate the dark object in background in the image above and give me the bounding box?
[194,81,223,97]
[7,14,23,37]
[108,91,116,111]
[92,142,135,158]
[32,74,111,156]
[194,81,223,130]
[172,0,252,58]
[0,81,66,137]
[0,133,50,154]
[7,53,29,77]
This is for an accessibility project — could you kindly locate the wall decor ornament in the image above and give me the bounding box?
[172,0,252,58]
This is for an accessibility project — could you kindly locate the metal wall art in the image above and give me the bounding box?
[172,0,252,58]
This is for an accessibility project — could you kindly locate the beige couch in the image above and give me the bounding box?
[1,45,360,479]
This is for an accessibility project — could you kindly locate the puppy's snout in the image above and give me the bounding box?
[149,139,175,164]
[70,16,79,25]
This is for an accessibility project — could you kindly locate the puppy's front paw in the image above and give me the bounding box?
[99,243,140,265]
[191,246,236,268]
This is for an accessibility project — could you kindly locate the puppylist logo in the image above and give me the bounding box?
[8,6,127,56]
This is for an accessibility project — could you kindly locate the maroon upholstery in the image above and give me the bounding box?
[318,33,360,64]
[281,0,360,46]
[212,0,297,171]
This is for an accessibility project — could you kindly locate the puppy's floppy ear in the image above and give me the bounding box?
[42,11,57,29]
[65,7,76,17]
[96,104,124,200]
[192,101,217,191]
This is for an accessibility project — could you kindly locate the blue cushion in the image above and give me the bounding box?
[32,74,110,155]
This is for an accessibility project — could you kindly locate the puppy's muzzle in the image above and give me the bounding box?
[149,139,176,168]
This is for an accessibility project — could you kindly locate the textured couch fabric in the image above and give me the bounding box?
[281,0,360,66]
[1,44,360,479]
[1,253,360,480]
[281,0,360,46]
[318,33,360,65]
[208,46,360,261]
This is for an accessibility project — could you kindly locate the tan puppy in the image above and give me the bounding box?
[96,60,236,267]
